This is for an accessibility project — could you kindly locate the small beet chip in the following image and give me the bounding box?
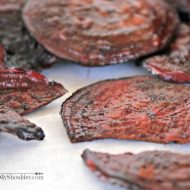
[144,24,190,83]
[0,68,67,115]
[82,149,190,190]
[0,104,45,141]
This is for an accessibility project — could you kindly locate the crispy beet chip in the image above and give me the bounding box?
[0,68,67,115]
[0,0,58,69]
[61,76,190,144]
[144,24,190,83]
[23,0,178,66]
[0,45,5,68]
[82,149,190,190]
[0,104,45,141]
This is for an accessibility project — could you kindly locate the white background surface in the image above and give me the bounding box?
[1,62,190,190]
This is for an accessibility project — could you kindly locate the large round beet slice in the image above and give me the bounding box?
[61,76,190,144]
[0,0,58,69]
[144,24,190,83]
[23,0,178,66]
[82,149,190,190]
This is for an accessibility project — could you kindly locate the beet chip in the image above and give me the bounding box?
[23,0,178,66]
[0,104,45,141]
[144,24,190,83]
[61,76,190,144]
[82,149,190,190]
[0,68,67,115]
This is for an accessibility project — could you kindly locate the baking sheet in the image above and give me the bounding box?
[0,62,190,190]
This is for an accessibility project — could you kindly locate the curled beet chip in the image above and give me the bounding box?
[0,68,67,115]
[23,0,178,66]
[144,24,190,83]
[61,76,190,144]
[0,104,45,141]
[82,149,190,190]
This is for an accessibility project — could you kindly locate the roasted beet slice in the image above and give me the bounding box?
[144,24,190,83]
[144,50,190,83]
[0,68,67,115]
[23,0,178,66]
[0,0,58,69]
[0,45,5,68]
[82,149,190,190]
[0,104,45,141]
[61,76,190,144]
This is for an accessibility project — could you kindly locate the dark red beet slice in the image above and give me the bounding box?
[0,68,67,115]
[0,0,58,69]
[144,24,190,83]
[0,104,45,141]
[61,76,190,144]
[82,149,190,190]
[23,0,178,66]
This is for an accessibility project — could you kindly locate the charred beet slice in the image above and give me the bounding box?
[144,24,190,83]
[0,68,67,115]
[0,104,45,141]
[82,149,190,190]
[0,0,58,69]
[23,0,178,66]
[61,76,190,144]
